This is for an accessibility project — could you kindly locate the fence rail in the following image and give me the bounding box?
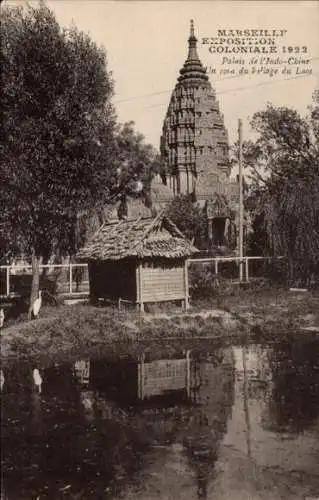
[0,256,284,299]
[0,263,89,298]
[188,256,284,283]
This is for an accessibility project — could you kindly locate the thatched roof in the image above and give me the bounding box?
[76,212,198,261]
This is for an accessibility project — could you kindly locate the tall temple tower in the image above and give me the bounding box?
[160,20,231,203]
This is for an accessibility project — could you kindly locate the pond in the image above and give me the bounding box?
[1,338,319,499]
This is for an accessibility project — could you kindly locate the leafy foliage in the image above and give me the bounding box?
[244,101,319,285]
[111,121,161,214]
[113,121,161,192]
[1,4,117,264]
[75,121,161,243]
[1,4,162,315]
[165,195,206,246]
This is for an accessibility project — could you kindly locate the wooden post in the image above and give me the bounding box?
[238,119,244,282]
[186,350,191,398]
[6,266,10,296]
[184,260,189,310]
[138,353,145,400]
[245,257,249,282]
[69,263,73,294]
[242,346,252,458]
[135,264,140,312]
[214,259,218,275]
[137,362,141,399]
[139,262,144,313]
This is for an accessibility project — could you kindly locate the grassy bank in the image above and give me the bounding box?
[1,287,318,367]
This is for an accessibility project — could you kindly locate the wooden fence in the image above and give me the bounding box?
[0,256,284,299]
[188,255,285,283]
[0,263,89,298]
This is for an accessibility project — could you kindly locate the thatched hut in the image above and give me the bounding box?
[77,212,197,311]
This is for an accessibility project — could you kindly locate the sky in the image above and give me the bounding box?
[5,0,319,149]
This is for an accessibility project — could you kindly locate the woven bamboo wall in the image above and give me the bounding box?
[141,263,185,302]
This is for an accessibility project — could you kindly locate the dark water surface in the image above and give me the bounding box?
[1,338,319,500]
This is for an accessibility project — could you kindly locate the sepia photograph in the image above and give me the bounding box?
[1,1,319,499]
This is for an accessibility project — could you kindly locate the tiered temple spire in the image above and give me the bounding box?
[159,20,241,249]
[178,20,208,85]
[160,20,230,199]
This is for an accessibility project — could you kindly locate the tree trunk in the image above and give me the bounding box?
[28,251,41,320]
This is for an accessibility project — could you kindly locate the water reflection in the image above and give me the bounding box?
[74,359,90,385]
[32,368,43,393]
[266,339,319,433]
[0,369,4,392]
[2,339,319,499]
[183,349,235,499]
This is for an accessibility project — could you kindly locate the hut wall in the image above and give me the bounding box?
[140,259,186,303]
[89,260,136,301]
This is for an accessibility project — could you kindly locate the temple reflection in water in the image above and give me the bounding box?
[72,349,236,499]
[2,340,319,500]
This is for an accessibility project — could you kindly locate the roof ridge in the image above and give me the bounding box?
[162,216,186,239]
[130,211,164,252]
[100,218,126,240]
[87,219,107,243]
[109,217,143,258]
[121,216,142,242]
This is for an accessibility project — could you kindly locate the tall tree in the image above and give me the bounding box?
[75,121,161,241]
[243,101,319,285]
[1,4,116,316]
[112,121,161,210]
[114,121,161,189]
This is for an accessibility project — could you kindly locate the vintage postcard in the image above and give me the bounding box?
[1,1,319,499]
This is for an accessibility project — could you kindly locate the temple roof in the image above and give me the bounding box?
[178,20,209,85]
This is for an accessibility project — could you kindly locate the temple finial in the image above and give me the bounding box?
[190,19,195,38]
[186,19,199,62]
[178,19,207,83]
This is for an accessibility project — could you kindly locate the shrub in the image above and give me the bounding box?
[189,263,220,299]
